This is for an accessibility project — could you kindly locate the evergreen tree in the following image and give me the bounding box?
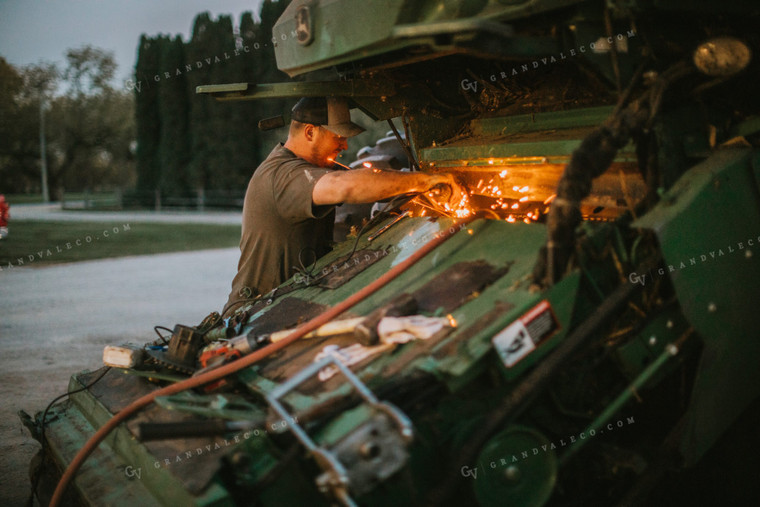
[132,3,295,201]
[256,0,292,154]
[184,12,214,192]
[227,11,263,184]
[134,35,162,195]
[157,35,191,194]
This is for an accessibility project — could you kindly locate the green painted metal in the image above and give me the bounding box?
[613,306,689,382]
[43,402,164,507]
[469,106,616,137]
[272,0,584,77]
[634,148,760,465]
[474,425,558,507]
[43,375,235,506]
[154,392,266,421]
[559,344,679,466]
[196,80,395,102]
[418,111,638,165]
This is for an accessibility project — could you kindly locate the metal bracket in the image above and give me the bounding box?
[265,355,414,506]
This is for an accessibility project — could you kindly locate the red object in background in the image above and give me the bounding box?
[0,195,9,227]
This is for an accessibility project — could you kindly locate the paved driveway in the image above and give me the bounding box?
[0,247,239,505]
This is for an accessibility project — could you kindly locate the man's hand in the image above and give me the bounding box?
[426,173,470,213]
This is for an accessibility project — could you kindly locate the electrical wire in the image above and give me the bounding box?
[153,326,173,345]
[343,193,416,264]
[28,366,111,506]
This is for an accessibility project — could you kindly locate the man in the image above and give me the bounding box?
[223,97,465,316]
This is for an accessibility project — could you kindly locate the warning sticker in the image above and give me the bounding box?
[492,300,559,368]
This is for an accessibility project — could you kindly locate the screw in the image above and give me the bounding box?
[666,320,673,329]
[707,302,717,313]
[648,336,657,346]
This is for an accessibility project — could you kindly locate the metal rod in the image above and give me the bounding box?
[560,327,693,464]
[368,211,410,242]
[560,345,674,464]
[386,119,419,171]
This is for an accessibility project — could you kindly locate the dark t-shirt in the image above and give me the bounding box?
[224,144,335,315]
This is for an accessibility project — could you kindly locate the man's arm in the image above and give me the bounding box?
[312,168,465,205]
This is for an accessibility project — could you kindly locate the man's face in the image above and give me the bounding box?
[309,126,348,168]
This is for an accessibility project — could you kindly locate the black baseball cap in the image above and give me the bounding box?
[291,97,365,138]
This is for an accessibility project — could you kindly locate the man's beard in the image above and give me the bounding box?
[310,145,336,168]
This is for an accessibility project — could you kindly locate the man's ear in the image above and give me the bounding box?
[303,124,317,142]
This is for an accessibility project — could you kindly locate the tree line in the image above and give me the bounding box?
[0,48,134,198]
[0,0,289,202]
[134,1,290,200]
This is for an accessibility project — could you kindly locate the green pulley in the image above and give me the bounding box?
[473,425,557,507]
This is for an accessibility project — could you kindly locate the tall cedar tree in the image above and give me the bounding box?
[257,0,292,153]
[227,11,262,188]
[134,2,292,197]
[158,35,191,193]
[134,35,162,195]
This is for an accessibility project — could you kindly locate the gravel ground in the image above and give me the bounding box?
[0,248,239,506]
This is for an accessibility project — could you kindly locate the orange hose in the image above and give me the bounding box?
[50,217,473,506]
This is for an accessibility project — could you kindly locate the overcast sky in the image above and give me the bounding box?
[0,0,264,86]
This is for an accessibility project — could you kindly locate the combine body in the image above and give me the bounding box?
[29,0,760,505]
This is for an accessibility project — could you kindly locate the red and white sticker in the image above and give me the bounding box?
[492,300,559,368]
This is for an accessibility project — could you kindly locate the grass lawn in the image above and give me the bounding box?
[3,193,100,205]
[0,220,241,268]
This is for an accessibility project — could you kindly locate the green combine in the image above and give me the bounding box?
[27,0,760,505]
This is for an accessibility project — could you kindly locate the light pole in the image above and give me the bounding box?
[39,92,49,203]
[27,62,57,203]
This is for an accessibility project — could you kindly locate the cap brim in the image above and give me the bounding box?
[323,122,365,138]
